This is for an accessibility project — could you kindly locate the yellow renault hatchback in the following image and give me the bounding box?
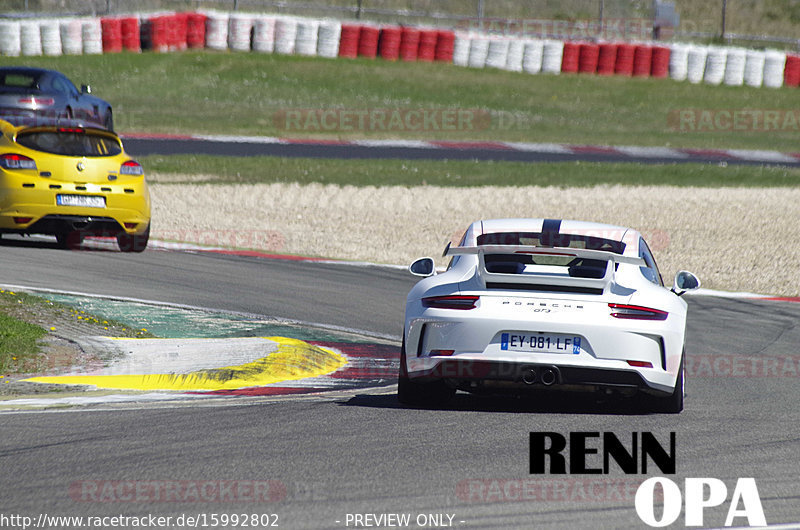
[0,119,150,251]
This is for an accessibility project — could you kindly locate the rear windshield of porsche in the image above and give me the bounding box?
[477,232,626,254]
[15,130,122,157]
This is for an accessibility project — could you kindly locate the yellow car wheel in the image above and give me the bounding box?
[117,223,149,253]
[55,231,85,250]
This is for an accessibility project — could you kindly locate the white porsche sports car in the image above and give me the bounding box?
[398,219,700,413]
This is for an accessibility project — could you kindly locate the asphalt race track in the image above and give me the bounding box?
[1,243,799,528]
[122,135,800,167]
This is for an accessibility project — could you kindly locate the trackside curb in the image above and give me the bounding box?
[121,132,800,166]
[24,337,347,392]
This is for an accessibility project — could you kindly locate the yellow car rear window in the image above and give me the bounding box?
[16,130,122,157]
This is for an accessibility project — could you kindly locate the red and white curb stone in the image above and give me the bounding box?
[121,132,800,165]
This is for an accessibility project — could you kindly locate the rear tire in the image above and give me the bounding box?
[651,357,684,414]
[397,333,455,407]
[55,232,68,249]
[397,375,455,407]
[55,231,84,249]
[117,224,149,253]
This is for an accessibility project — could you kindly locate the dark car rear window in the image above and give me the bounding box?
[0,73,39,89]
[16,130,122,157]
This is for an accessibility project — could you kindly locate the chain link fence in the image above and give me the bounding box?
[4,0,800,48]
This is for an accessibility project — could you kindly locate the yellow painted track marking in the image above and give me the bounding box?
[24,336,346,391]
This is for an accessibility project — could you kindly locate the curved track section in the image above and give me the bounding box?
[1,243,799,528]
[123,134,800,167]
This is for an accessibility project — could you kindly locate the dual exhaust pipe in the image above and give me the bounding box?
[521,366,559,386]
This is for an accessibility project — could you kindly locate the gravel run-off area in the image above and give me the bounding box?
[149,178,800,297]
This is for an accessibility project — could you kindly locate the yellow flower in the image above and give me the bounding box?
[50,327,56,331]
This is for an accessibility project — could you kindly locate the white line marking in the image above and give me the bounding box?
[351,139,437,149]
[615,145,690,159]
[192,134,288,144]
[687,288,772,299]
[725,149,800,164]
[501,141,573,153]
[1,392,212,408]
[713,521,800,530]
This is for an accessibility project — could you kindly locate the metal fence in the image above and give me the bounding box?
[4,0,646,21]
[5,0,800,49]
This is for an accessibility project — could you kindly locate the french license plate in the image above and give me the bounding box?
[501,332,581,354]
[56,194,105,208]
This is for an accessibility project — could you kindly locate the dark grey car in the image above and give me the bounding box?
[0,67,113,131]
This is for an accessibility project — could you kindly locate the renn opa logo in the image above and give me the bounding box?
[529,432,767,527]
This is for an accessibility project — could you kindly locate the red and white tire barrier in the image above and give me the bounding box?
[316,20,340,58]
[5,11,799,91]
[20,21,43,56]
[228,13,254,52]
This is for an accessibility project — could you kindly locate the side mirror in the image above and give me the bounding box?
[672,270,700,296]
[409,257,435,277]
[81,84,92,94]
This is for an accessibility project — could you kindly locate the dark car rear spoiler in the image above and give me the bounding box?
[0,115,87,128]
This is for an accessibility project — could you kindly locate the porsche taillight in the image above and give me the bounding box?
[422,295,479,310]
[0,153,37,170]
[120,160,143,176]
[609,303,668,321]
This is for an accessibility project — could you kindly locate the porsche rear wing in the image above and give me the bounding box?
[445,245,646,293]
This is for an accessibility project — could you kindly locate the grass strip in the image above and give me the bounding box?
[0,289,156,375]
[143,155,800,188]
[0,313,46,375]
[3,52,799,152]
